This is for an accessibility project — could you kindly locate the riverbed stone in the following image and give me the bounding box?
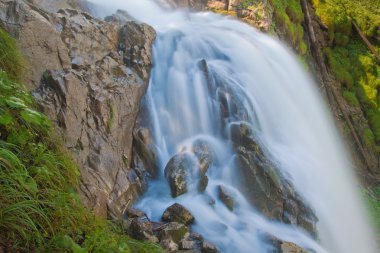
[217,185,234,211]
[127,217,158,243]
[162,203,195,225]
[158,222,189,244]
[201,241,219,253]
[164,153,195,197]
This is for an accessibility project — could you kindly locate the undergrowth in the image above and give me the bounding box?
[270,0,307,56]
[313,0,380,152]
[365,186,380,238]
[0,28,164,252]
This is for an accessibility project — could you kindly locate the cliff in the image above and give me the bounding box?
[0,0,156,219]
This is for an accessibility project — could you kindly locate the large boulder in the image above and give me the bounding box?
[164,153,196,197]
[158,222,189,244]
[0,0,156,219]
[127,217,159,243]
[162,203,195,225]
[192,139,214,192]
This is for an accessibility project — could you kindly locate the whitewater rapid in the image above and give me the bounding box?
[88,1,378,252]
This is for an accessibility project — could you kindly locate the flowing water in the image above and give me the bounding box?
[88,1,378,252]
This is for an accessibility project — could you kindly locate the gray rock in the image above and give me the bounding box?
[127,217,158,243]
[160,239,179,252]
[164,153,196,197]
[217,185,234,211]
[125,208,147,219]
[179,239,197,250]
[0,0,156,219]
[201,241,219,253]
[233,126,318,235]
[162,203,195,225]
[158,222,189,244]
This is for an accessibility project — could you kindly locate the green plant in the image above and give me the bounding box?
[270,0,308,56]
[0,28,25,82]
[365,186,380,237]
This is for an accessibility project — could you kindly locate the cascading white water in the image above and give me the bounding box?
[88,1,378,252]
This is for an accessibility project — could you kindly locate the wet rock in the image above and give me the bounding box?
[127,217,158,243]
[198,175,209,192]
[133,126,160,178]
[192,139,214,175]
[165,153,196,197]
[192,139,215,192]
[158,222,189,244]
[105,9,134,24]
[201,241,219,253]
[230,122,256,148]
[179,239,197,250]
[189,232,203,242]
[230,122,317,235]
[162,203,195,225]
[217,185,234,211]
[160,239,179,252]
[0,0,156,219]
[280,242,307,253]
[125,208,147,219]
[236,146,285,220]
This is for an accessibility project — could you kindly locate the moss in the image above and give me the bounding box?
[362,127,377,149]
[343,90,360,106]
[270,0,308,56]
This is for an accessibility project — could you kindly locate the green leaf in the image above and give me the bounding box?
[20,108,45,125]
[5,96,26,109]
[7,126,34,145]
[0,109,13,125]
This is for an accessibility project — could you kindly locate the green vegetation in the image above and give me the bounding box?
[238,0,307,55]
[313,0,380,152]
[365,186,380,237]
[270,0,308,56]
[0,28,164,252]
[0,28,25,82]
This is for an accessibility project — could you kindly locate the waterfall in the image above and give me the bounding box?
[88,1,378,252]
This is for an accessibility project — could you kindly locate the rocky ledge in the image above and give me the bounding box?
[0,0,156,219]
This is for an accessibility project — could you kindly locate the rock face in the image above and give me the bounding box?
[199,58,318,237]
[0,0,156,218]
[231,122,318,236]
[27,0,90,13]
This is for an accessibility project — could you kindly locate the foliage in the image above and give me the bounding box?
[365,186,380,237]
[314,0,380,152]
[270,0,307,56]
[0,29,164,253]
[0,28,25,82]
